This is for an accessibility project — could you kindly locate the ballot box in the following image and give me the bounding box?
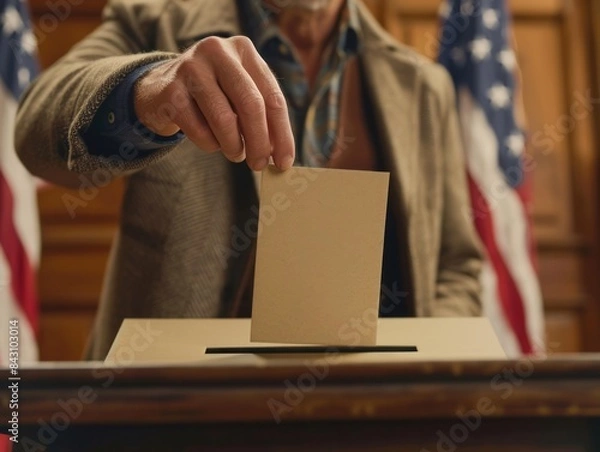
[104,318,506,365]
[4,355,600,451]
[3,316,600,452]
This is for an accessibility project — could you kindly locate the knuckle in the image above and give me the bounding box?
[211,108,237,131]
[196,36,226,54]
[264,90,287,112]
[238,91,265,116]
[230,36,257,61]
[231,35,254,49]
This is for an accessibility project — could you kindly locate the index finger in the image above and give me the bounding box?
[241,51,296,170]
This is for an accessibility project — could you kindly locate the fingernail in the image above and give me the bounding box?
[232,152,246,163]
[280,155,294,170]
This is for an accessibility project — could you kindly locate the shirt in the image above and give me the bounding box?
[84,62,185,157]
[84,0,361,166]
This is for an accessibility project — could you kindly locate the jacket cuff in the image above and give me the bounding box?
[67,52,180,174]
[84,61,185,157]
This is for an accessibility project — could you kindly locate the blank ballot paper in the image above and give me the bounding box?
[250,166,390,346]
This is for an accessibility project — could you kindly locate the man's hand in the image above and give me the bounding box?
[133,36,295,171]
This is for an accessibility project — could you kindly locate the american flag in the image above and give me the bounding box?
[0,0,40,376]
[438,0,545,356]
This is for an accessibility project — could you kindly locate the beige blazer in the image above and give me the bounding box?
[15,0,483,359]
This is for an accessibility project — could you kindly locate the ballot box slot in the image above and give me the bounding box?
[205,345,418,354]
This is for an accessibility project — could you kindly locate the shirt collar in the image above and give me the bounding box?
[242,0,361,56]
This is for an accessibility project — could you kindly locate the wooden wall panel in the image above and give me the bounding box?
[38,179,124,221]
[588,0,600,353]
[30,0,599,360]
[513,22,574,239]
[401,20,439,59]
[565,0,600,352]
[544,311,583,352]
[31,0,108,360]
[362,0,383,20]
[39,312,95,361]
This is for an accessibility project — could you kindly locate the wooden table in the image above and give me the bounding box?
[2,358,600,451]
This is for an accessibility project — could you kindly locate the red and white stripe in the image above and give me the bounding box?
[0,434,11,452]
[0,80,40,366]
[458,88,545,357]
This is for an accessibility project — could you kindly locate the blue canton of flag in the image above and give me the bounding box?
[0,0,39,100]
[438,0,524,188]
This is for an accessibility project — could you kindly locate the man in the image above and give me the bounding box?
[15,0,482,359]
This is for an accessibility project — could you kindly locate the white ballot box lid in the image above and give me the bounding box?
[105,318,506,365]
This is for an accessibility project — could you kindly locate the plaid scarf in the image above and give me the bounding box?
[241,0,361,167]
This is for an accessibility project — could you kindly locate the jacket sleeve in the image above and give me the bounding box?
[15,0,179,187]
[432,69,484,317]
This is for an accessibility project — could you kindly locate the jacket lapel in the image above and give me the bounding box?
[355,1,421,308]
[355,1,417,222]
